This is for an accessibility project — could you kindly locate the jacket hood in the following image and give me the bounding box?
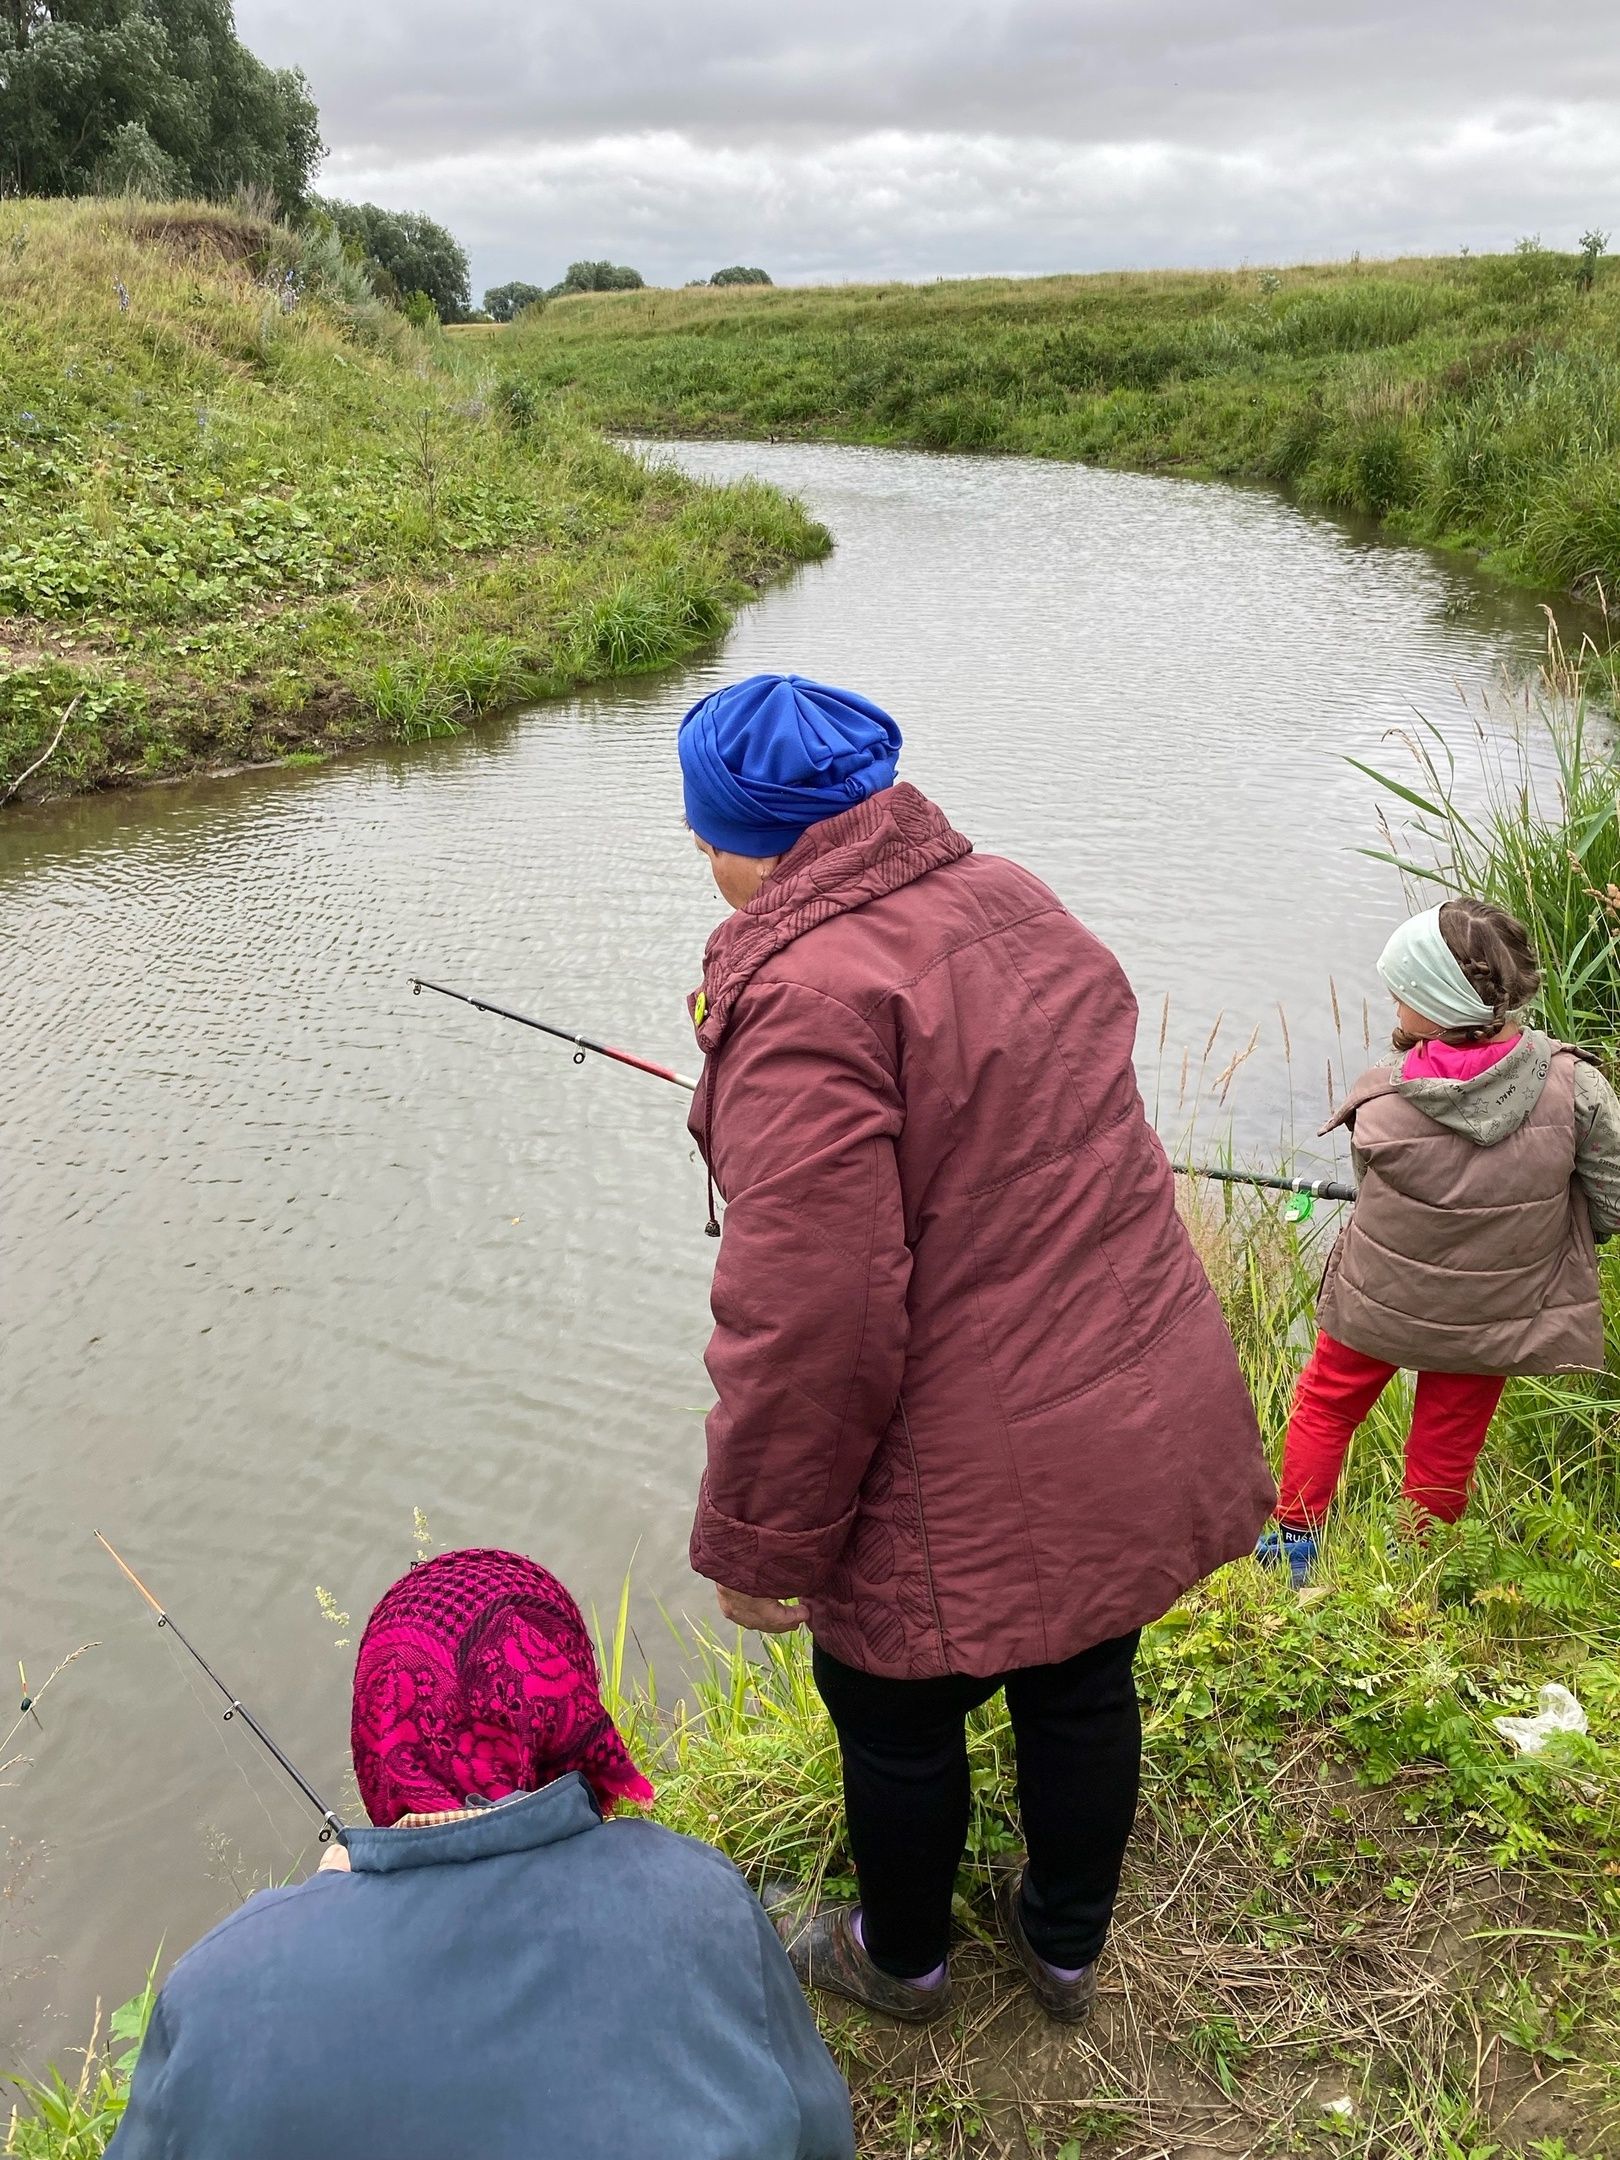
[693,782,972,1050]
[1328,1030,1556,1147]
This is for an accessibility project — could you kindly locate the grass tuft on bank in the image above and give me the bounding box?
[0,198,828,801]
[500,248,1620,619]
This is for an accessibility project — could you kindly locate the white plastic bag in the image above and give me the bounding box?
[1492,1683,1588,1756]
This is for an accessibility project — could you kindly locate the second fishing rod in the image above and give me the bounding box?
[95,1531,344,1840]
[409,976,1358,1206]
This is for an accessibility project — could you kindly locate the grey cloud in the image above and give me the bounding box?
[238,2,1620,155]
[328,114,1620,295]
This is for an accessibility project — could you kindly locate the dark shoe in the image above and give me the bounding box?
[762,1886,953,2026]
[993,1868,1098,2023]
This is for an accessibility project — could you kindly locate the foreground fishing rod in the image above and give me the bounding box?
[410,977,1356,1206]
[1167,1162,1356,1204]
[94,1531,344,1840]
[410,977,699,1090]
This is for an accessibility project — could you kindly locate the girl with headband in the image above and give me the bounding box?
[1258,899,1620,1584]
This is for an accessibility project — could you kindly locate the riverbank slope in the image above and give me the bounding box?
[0,200,828,801]
[499,250,1620,622]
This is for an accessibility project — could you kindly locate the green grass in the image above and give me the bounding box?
[603,1261,1620,2157]
[499,247,1620,619]
[4,1969,154,2158]
[0,199,828,799]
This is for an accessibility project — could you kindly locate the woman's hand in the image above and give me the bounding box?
[716,1585,806,1634]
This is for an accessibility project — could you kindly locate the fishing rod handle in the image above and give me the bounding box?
[1172,1162,1356,1204]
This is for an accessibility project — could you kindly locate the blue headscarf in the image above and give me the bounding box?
[678,672,902,857]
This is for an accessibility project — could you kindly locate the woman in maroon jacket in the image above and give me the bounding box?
[680,673,1272,2025]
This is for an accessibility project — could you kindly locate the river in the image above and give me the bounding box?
[0,439,1582,2059]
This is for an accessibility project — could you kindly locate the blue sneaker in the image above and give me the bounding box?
[1254,1525,1318,1588]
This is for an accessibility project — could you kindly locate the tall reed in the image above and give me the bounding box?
[1356,638,1620,1051]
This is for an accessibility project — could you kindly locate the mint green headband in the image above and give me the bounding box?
[1376,905,1497,1030]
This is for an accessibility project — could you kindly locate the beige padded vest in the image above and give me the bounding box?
[1316,1047,1604,1376]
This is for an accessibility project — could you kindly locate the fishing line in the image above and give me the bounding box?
[160,1619,298,1864]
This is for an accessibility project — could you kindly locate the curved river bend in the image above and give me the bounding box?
[0,440,1577,2053]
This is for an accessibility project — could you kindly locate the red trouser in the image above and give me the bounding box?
[1276,1330,1506,1529]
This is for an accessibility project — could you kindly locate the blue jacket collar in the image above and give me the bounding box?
[344,1773,603,1874]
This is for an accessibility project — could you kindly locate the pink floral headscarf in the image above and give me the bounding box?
[351,1548,654,1827]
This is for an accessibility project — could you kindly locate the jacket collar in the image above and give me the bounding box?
[342,1772,603,1874]
[1322,1030,1559,1139]
[694,782,971,1050]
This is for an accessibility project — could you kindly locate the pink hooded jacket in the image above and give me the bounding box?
[688,783,1274,1680]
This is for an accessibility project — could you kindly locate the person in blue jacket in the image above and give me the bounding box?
[109,1548,854,2160]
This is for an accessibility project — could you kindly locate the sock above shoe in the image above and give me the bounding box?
[851,1909,947,1990]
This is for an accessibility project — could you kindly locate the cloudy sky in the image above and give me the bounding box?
[235,0,1620,302]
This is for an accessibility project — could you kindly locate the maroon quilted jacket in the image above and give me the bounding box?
[687,783,1273,1680]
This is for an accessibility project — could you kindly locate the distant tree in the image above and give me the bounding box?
[0,0,321,210]
[315,199,472,321]
[484,279,547,321]
[1576,228,1609,295]
[709,265,772,286]
[550,259,644,295]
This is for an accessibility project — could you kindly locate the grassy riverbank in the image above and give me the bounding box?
[10,689,1619,2156]
[0,200,828,802]
[500,250,1620,622]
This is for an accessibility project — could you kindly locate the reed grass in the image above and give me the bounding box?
[1356,636,1620,1053]
[0,199,828,799]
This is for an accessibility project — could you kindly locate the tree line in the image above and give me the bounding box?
[485,263,773,321]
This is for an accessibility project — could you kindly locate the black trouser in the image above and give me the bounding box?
[812,1630,1141,1980]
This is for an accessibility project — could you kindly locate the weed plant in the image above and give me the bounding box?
[0,199,828,799]
[5,1973,153,2159]
[502,247,1620,624]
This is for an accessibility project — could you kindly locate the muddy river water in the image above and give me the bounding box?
[0,439,1580,2055]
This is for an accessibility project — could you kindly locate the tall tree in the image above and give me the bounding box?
[552,259,644,294]
[0,0,321,208]
[316,198,471,322]
[484,278,547,321]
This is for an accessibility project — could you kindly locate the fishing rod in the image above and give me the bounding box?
[94,1532,344,1841]
[410,977,699,1091]
[1169,1163,1356,1204]
[410,978,1355,1206]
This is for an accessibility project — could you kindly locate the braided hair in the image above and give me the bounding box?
[1391,897,1541,1051]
